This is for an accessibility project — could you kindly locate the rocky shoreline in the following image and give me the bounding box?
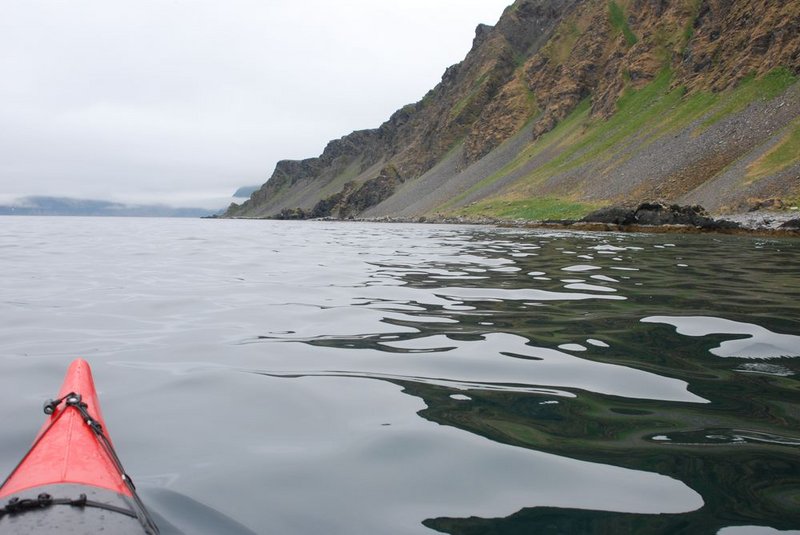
[351,202,800,237]
[226,201,800,237]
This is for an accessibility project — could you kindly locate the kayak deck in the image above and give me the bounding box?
[1,483,152,534]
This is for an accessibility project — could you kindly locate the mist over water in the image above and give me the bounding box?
[0,217,798,534]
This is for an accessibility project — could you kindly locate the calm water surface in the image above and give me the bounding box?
[0,217,798,534]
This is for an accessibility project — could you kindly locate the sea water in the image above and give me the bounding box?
[0,217,798,534]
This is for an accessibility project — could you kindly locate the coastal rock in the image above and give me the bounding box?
[275,207,307,220]
[747,198,786,212]
[338,167,401,219]
[578,205,637,225]
[309,182,358,219]
[779,218,800,229]
[633,202,711,226]
[581,202,741,229]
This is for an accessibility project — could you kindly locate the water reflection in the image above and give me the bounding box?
[1,220,799,534]
[252,227,800,533]
[642,316,800,358]
[245,329,704,401]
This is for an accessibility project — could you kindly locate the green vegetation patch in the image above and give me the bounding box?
[458,197,601,221]
[698,67,798,131]
[653,88,713,133]
[518,67,797,184]
[511,98,592,171]
[535,69,677,175]
[441,68,798,222]
[450,71,492,122]
[439,104,589,211]
[784,196,800,209]
[609,1,637,46]
[317,157,366,199]
[681,0,703,51]
[441,71,680,215]
[542,19,584,65]
[746,117,800,182]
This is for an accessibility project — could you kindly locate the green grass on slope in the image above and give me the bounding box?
[444,71,684,220]
[746,117,800,182]
[439,105,588,211]
[539,69,678,174]
[317,157,365,198]
[698,67,797,131]
[445,68,798,221]
[650,89,715,134]
[542,19,584,65]
[681,0,703,52]
[459,197,601,221]
[609,1,637,46]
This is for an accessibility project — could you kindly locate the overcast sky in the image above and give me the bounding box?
[0,0,511,209]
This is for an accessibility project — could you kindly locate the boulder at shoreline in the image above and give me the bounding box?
[581,202,741,230]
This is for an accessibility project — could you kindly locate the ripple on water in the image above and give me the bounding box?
[435,286,626,302]
[562,264,603,272]
[591,274,619,282]
[734,363,795,377]
[255,332,707,403]
[647,428,800,447]
[563,283,618,293]
[718,526,800,534]
[558,343,588,352]
[641,316,800,358]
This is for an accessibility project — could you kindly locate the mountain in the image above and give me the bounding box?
[233,186,261,198]
[0,196,215,217]
[226,0,800,221]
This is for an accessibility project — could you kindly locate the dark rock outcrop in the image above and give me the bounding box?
[274,207,307,220]
[747,198,786,212]
[338,167,402,219]
[582,202,741,229]
[634,202,711,226]
[579,205,638,225]
[289,166,403,220]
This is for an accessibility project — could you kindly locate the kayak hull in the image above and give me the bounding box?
[0,359,157,533]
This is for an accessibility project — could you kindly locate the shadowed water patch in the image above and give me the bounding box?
[249,332,706,403]
[642,316,800,358]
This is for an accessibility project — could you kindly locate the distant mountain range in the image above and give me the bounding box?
[227,0,800,220]
[0,196,215,217]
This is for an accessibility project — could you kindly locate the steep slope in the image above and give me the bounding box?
[227,0,800,220]
[227,0,579,219]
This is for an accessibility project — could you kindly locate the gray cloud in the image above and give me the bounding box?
[0,0,510,208]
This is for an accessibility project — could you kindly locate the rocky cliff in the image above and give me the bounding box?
[227,0,800,220]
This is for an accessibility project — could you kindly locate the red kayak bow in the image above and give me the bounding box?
[0,359,158,534]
